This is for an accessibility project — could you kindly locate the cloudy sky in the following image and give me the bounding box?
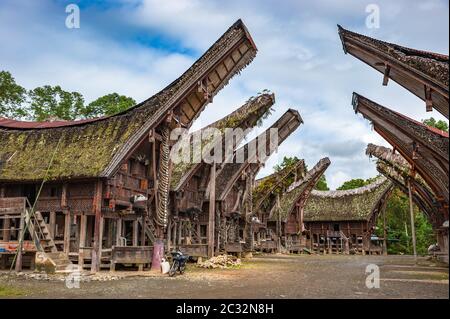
[1,0,448,189]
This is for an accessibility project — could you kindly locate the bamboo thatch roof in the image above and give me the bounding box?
[303,176,393,222]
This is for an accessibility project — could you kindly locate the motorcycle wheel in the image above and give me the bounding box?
[169,261,179,277]
[179,263,186,274]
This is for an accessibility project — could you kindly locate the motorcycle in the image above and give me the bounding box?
[168,251,189,277]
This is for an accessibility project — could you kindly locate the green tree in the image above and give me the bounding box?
[314,175,329,191]
[422,117,449,132]
[83,93,136,118]
[337,176,378,190]
[273,156,300,172]
[28,85,85,121]
[0,71,27,119]
[1,70,137,121]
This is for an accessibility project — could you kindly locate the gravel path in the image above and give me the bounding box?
[0,254,448,299]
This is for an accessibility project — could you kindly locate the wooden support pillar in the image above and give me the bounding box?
[178,220,182,245]
[63,212,71,255]
[133,220,139,246]
[78,214,87,269]
[208,163,216,258]
[382,64,390,86]
[383,206,388,256]
[425,86,433,112]
[15,212,25,272]
[407,179,418,263]
[3,218,10,242]
[91,180,103,273]
[116,218,122,246]
[140,216,146,246]
[167,219,172,251]
[49,212,56,238]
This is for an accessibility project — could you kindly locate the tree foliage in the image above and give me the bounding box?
[337,177,378,190]
[0,70,136,121]
[28,85,85,121]
[314,175,329,191]
[0,71,27,119]
[83,93,136,118]
[273,156,300,172]
[422,117,449,132]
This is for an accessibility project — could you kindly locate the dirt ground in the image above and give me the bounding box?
[0,254,448,299]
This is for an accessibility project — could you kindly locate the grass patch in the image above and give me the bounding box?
[0,285,26,297]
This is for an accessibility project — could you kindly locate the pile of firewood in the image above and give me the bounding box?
[197,254,242,269]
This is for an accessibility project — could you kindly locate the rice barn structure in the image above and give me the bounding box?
[251,158,307,252]
[302,177,393,255]
[0,19,259,273]
[209,109,303,256]
[168,93,275,258]
[253,158,331,253]
[340,26,449,261]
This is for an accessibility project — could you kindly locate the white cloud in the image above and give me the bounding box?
[0,0,448,190]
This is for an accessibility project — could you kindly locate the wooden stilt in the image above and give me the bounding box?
[116,218,122,246]
[140,215,146,246]
[15,212,25,272]
[208,163,216,258]
[407,179,417,263]
[49,212,56,238]
[133,220,139,246]
[78,214,87,269]
[91,180,103,273]
[3,218,10,242]
[63,212,71,255]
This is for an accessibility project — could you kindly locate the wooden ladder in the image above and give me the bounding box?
[25,209,58,253]
[139,217,156,244]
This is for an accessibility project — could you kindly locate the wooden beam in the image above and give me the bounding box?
[133,220,139,246]
[382,64,390,86]
[2,218,10,241]
[407,179,418,263]
[49,212,56,238]
[208,163,216,258]
[91,180,103,273]
[63,211,71,255]
[425,86,433,112]
[116,218,122,246]
[15,211,25,272]
[78,214,87,269]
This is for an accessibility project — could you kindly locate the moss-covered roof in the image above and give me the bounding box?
[303,176,393,222]
[214,109,303,201]
[0,20,257,182]
[276,157,330,221]
[252,158,306,213]
[170,92,275,190]
[338,25,449,88]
